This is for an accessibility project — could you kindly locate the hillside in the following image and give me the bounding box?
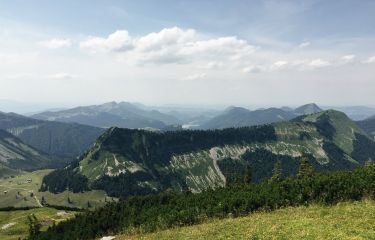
[41,110,375,197]
[32,102,181,129]
[0,111,104,158]
[119,200,375,240]
[356,115,375,140]
[0,130,53,174]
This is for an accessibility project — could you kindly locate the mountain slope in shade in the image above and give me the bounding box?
[0,129,53,175]
[32,101,181,129]
[41,110,375,197]
[356,115,375,140]
[294,103,323,115]
[0,111,104,159]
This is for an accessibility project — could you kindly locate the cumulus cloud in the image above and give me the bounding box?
[364,56,375,63]
[40,38,72,49]
[308,59,331,68]
[47,73,75,80]
[77,27,371,74]
[200,61,224,69]
[136,27,196,51]
[80,27,256,65]
[242,65,263,73]
[271,60,289,70]
[341,55,355,62]
[298,41,310,48]
[180,73,207,81]
[80,30,133,52]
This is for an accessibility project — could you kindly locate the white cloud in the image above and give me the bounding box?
[40,38,72,49]
[180,73,207,81]
[242,65,263,73]
[200,61,224,69]
[80,30,133,52]
[308,59,331,68]
[341,55,356,63]
[364,56,375,63]
[80,27,256,65]
[298,41,310,48]
[136,27,196,51]
[272,60,289,70]
[47,73,75,80]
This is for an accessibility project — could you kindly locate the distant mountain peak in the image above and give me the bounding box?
[224,106,250,113]
[294,103,322,115]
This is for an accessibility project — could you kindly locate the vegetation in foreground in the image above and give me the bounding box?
[0,207,75,240]
[33,165,375,240]
[0,170,113,209]
[120,199,375,240]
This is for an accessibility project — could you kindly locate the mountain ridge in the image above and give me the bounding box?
[200,103,323,129]
[41,109,375,197]
[32,101,181,129]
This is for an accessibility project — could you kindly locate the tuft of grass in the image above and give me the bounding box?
[119,200,375,240]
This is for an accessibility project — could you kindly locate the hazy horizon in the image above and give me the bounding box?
[1,98,375,115]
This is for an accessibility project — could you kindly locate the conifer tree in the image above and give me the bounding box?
[27,214,41,240]
[41,196,46,206]
[364,159,374,167]
[270,160,282,182]
[297,154,315,178]
[243,163,252,184]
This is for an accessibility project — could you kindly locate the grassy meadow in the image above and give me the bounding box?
[0,207,75,240]
[0,169,113,209]
[119,200,375,240]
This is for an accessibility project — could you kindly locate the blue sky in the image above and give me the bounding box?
[0,0,374,110]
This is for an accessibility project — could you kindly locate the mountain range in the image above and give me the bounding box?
[32,101,181,129]
[41,109,375,197]
[200,103,322,129]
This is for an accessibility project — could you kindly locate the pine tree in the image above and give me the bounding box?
[27,214,41,240]
[364,159,374,167]
[41,196,46,206]
[270,160,282,182]
[243,163,252,184]
[297,154,315,178]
